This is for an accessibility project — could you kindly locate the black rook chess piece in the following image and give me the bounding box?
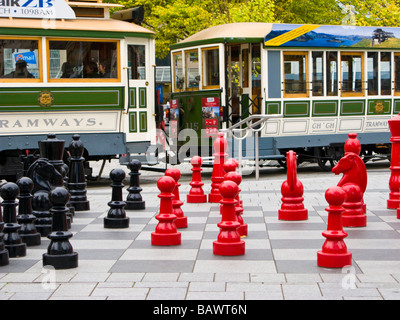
[43,187,78,269]
[67,134,90,211]
[125,159,145,210]
[0,182,27,258]
[104,168,129,228]
[0,196,9,266]
[16,177,41,246]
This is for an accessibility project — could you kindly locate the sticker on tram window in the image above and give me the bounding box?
[0,0,75,19]
[14,52,36,65]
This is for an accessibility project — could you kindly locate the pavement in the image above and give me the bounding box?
[0,159,399,302]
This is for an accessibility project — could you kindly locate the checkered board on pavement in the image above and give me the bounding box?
[4,170,400,277]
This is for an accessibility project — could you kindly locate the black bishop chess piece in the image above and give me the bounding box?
[0,182,27,258]
[67,134,90,211]
[16,177,41,246]
[104,168,129,228]
[0,196,9,266]
[43,187,78,270]
[125,159,145,210]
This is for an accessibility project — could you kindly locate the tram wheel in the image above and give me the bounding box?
[317,157,336,172]
[315,146,340,172]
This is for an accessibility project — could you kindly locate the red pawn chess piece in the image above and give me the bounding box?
[165,168,187,228]
[388,113,400,209]
[187,156,207,203]
[224,171,247,237]
[213,180,245,256]
[151,176,181,246]
[278,150,308,221]
[317,186,352,268]
[208,132,228,203]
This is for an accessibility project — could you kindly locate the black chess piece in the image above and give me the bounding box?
[0,182,27,258]
[16,177,41,246]
[43,187,78,269]
[67,134,90,211]
[61,163,73,229]
[125,159,145,210]
[0,196,9,266]
[32,190,52,237]
[104,168,129,228]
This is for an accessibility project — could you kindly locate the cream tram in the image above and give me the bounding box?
[170,23,399,169]
[0,0,158,180]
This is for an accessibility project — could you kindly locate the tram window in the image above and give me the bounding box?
[395,54,400,95]
[326,52,338,96]
[185,49,199,90]
[312,52,323,96]
[340,52,364,96]
[173,52,184,91]
[367,52,378,95]
[381,52,391,95]
[0,39,40,80]
[202,47,219,89]
[128,45,146,80]
[48,40,118,80]
[283,52,308,97]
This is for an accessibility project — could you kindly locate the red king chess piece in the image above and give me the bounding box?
[187,156,207,203]
[388,113,400,209]
[332,133,367,227]
[317,186,352,268]
[208,132,228,203]
[213,180,245,256]
[151,176,181,246]
[278,150,308,220]
[165,168,187,228]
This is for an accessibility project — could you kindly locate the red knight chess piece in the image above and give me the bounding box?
[208,132,228,203]
[278,150,308,221]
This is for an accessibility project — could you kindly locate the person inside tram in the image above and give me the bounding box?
[2,60,35,78]
[84,61,100,78]
[99,60,111,78]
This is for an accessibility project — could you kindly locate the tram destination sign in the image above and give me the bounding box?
[0,0,76,19]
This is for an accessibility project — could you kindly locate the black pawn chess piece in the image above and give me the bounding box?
[104,168,129,228]
[0,197,9,266]
[67,134,90,211]
[32,190,52,237]
[0,182,27,258]
[125,159,145,210]
[43,187,78,270]
[16,177,41,246]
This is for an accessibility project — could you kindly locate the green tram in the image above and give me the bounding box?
[169,22,400,170]
[0,1,158,180]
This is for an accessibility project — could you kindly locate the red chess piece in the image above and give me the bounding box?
[388,113,400,209]
[151,176,181,246]
[187,156,207,203]
[208,132,228,203]
[317,186,352,268]
[165,168,187,228]
[223,158,238,174]
[224,171,247,237]
[213,180,245,256]
[278,150,308,221]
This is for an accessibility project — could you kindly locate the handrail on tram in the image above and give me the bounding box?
[220,114,282,180]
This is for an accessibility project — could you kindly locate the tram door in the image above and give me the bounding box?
[227,44,261,125]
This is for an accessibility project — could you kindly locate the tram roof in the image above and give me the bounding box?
[171,22,400,50]
[0,17,154,38]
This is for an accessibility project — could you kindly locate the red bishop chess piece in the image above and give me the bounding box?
[208,132,228,203]
[278,150,308,221]
[332,134,367,227]
[224,171,247,237]
[165,168,187,228]
[151,176,181,246]
[213,180,245,256]
[187,156,207,203]
[388,113,400,209]
[317,186,352,268]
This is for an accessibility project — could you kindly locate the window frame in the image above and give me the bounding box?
[201,46,220,90]
[340,51,364,97]
[394,52,400,96]
[172,51,184,92]
[282,51,309,98]
[0,36,43,83]
[46,37,121,83]
[184,49,200,91]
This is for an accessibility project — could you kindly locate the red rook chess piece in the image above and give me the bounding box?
[213,180,245,256]
[278,150,308,221]
[317,186,352,268]
[165,168,187,228]
[208,132,228,203]
[388,113,400,209]
[187,156,207,203]
[151,176,181,246]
